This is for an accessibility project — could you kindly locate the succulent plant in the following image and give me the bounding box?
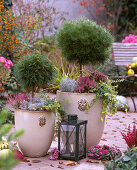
[59,77,77,92]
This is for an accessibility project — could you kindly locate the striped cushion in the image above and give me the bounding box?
[112,43,137,66]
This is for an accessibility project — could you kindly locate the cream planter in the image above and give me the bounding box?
[56,91,105,150]
[15,109,55,157]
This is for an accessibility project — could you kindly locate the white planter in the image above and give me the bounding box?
[56,91,105,150]
[15,109,55,157]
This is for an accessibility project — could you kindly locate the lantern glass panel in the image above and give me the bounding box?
[79,124,86,156]
[60,124,76,158]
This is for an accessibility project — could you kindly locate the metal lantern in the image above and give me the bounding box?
[58,114,87,162]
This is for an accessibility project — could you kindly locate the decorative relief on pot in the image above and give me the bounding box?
[78,98,88,111]
[39,116,46,127]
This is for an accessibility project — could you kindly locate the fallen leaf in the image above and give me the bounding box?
[22,158,30,162]
[112,118,119,120]
[50,164,54,167]
[87,159,100,163]
[112,130,117,132]
[64,161,77,166]
[28,163,32,166]
[57,165,64,169]
[103,132,107,134]
[32,160,41,163]
[86,159,91,163]
[101,138,107,141]
[59,161,63,164]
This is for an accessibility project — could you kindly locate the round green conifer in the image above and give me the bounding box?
[56,18,114,72]
[14,53,55,96]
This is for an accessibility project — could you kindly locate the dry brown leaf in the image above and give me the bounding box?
[112,118,119,120]
[22,158,30,162]
[32,160,41,163]
[86,159,91,163]
[57,165,64,169]
[112,130,117,132]
[50,164,54,167]
[87,159,100,163]
[64,161,77,166]
[28,163,32,166]
[101,138,107,141]
[59,161,63,164]
[119,121,123,123]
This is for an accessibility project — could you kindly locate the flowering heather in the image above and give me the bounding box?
[7,93,30,109]
[121,124,137,148]
[88,145,121,160]
[75,71,107,93]
[90,70,107,82]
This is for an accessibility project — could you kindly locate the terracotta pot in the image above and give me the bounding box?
[56,91,105,150]
[15,109,55,157]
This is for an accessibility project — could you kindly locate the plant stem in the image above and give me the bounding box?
[80,63,82,77]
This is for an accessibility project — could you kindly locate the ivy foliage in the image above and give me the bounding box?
[56,18,114,66]
[14,53,55,95]
[105,147,137,170]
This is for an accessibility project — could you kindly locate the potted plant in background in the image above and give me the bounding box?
[7,52,64,157]
[56,18,117,149]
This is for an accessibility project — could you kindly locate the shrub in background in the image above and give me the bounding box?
[13,0,66,44]
[76,0,137,41]
[121,124,137,148]
[56,18,114,75]
[0,0,30,62]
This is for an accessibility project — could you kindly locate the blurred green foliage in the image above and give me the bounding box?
[0,108,24,170]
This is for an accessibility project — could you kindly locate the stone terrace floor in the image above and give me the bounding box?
[12,97,137,170]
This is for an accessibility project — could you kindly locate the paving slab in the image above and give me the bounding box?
[12,97,137,170]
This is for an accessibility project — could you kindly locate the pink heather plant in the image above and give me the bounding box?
[7,93,30,109]
[88,145,121,160]
[122,34,137,43]
[121,123,137,148]
[75,71,107,93]
[48,148,59,160]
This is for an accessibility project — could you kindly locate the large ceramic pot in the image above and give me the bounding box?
[56,91,105,150]
[15,109,55,157]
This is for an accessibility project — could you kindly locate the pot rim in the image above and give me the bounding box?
[57,90,96,96]
[15,109,55,114]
